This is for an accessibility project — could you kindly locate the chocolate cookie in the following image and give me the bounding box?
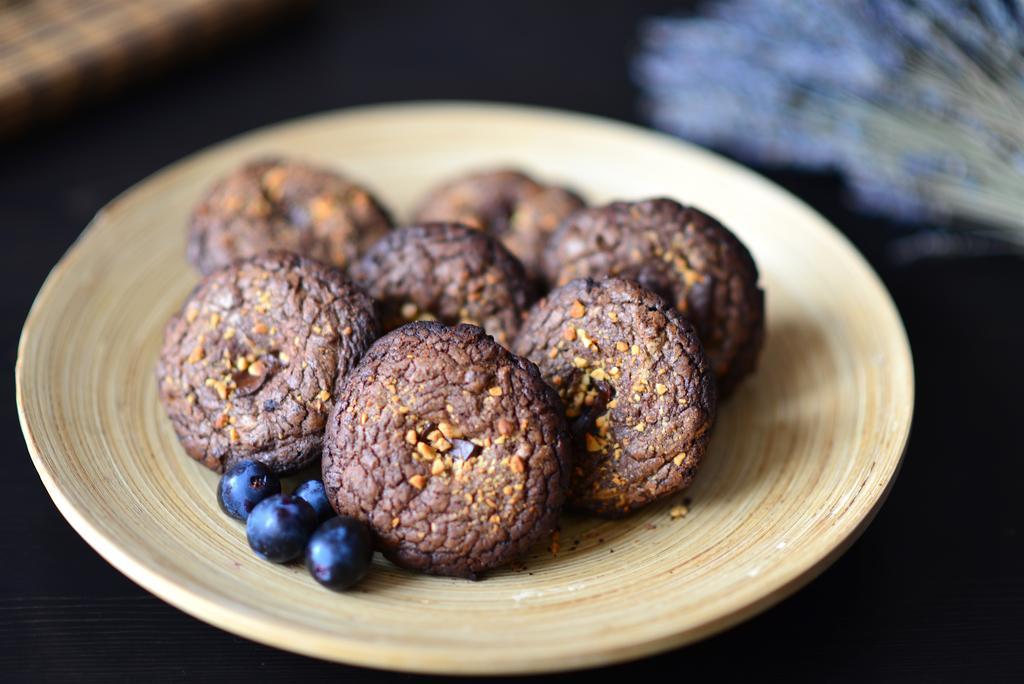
[350,222,533,347]
[322,322,571,578]
[157,252,380,474]
[187,158,393,275]
[543,199,764,396]
[413,169,584,281]
[513,278,716,517]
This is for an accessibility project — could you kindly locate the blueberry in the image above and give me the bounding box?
[305,517,373,591]
[293,480,334,523]
[218,460,281,521]
[246,494,317,563]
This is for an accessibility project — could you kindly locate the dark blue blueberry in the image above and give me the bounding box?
[246,494,317,563]
[217,460,281,521]
[293,480,335,523]
[305,516,373,591]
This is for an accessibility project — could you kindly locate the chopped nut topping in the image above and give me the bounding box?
[278,351,290,364]
[317,389,331,402]
[670,504,689,520]
[673,452,687,466]
[509,455,525,474]
[405,429,418,445]
[437,421,461,440]
[569,300,586,318]
[615,341,629,352]
[572,356,588,368]
[655,383,668,395]
[488,386,503,397]
[409,474,427,490]
[391,517,400,528]
[562,326,577,341]
[416,442,437,459]
[187,345,205,364]
[207,378,230,400]
[576,328,595,349]
[252,322,269,335]
[497,418,514,436]
[431,459,447,475]
[228,427,240,443]
[630,344,640,355]
[400,302,418,319]
[309,195,335,222]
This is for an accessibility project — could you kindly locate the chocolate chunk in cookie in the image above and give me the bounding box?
[513,278,716,517]
[413,169,584,282]
[322,322,571,578]
[543,198,764,396]
[157,252,379,474]
[187,158,393,275]
[351,222,533,347]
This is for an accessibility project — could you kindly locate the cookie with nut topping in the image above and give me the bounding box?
[413,169,584,282]
[350,222,534,347]
[322,322,571,578]
[513,278,717,517]
[187,158,393,275]
[156,252,379,474]
[543,198,763,396]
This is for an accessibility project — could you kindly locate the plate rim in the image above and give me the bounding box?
[16,100,915,674]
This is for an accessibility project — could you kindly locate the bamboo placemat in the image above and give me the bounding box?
[0,0,306,136]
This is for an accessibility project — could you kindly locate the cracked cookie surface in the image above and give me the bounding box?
[351,222,533,347]
[543,198,763,396]
[413,169,583,282]
[187,158,393,275]
[157,252,379,474]
[513,278,716,517]
[322,322,571,578]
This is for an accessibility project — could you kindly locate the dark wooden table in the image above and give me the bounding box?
[3,2,1022,681]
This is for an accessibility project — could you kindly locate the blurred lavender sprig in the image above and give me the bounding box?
[635,0,1024,245]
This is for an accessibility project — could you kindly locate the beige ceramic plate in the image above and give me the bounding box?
[17,102,913,674]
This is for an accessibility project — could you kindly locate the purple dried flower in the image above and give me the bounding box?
[635,0,1024,245]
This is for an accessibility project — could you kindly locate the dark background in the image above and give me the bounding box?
[3,1,1022,681]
